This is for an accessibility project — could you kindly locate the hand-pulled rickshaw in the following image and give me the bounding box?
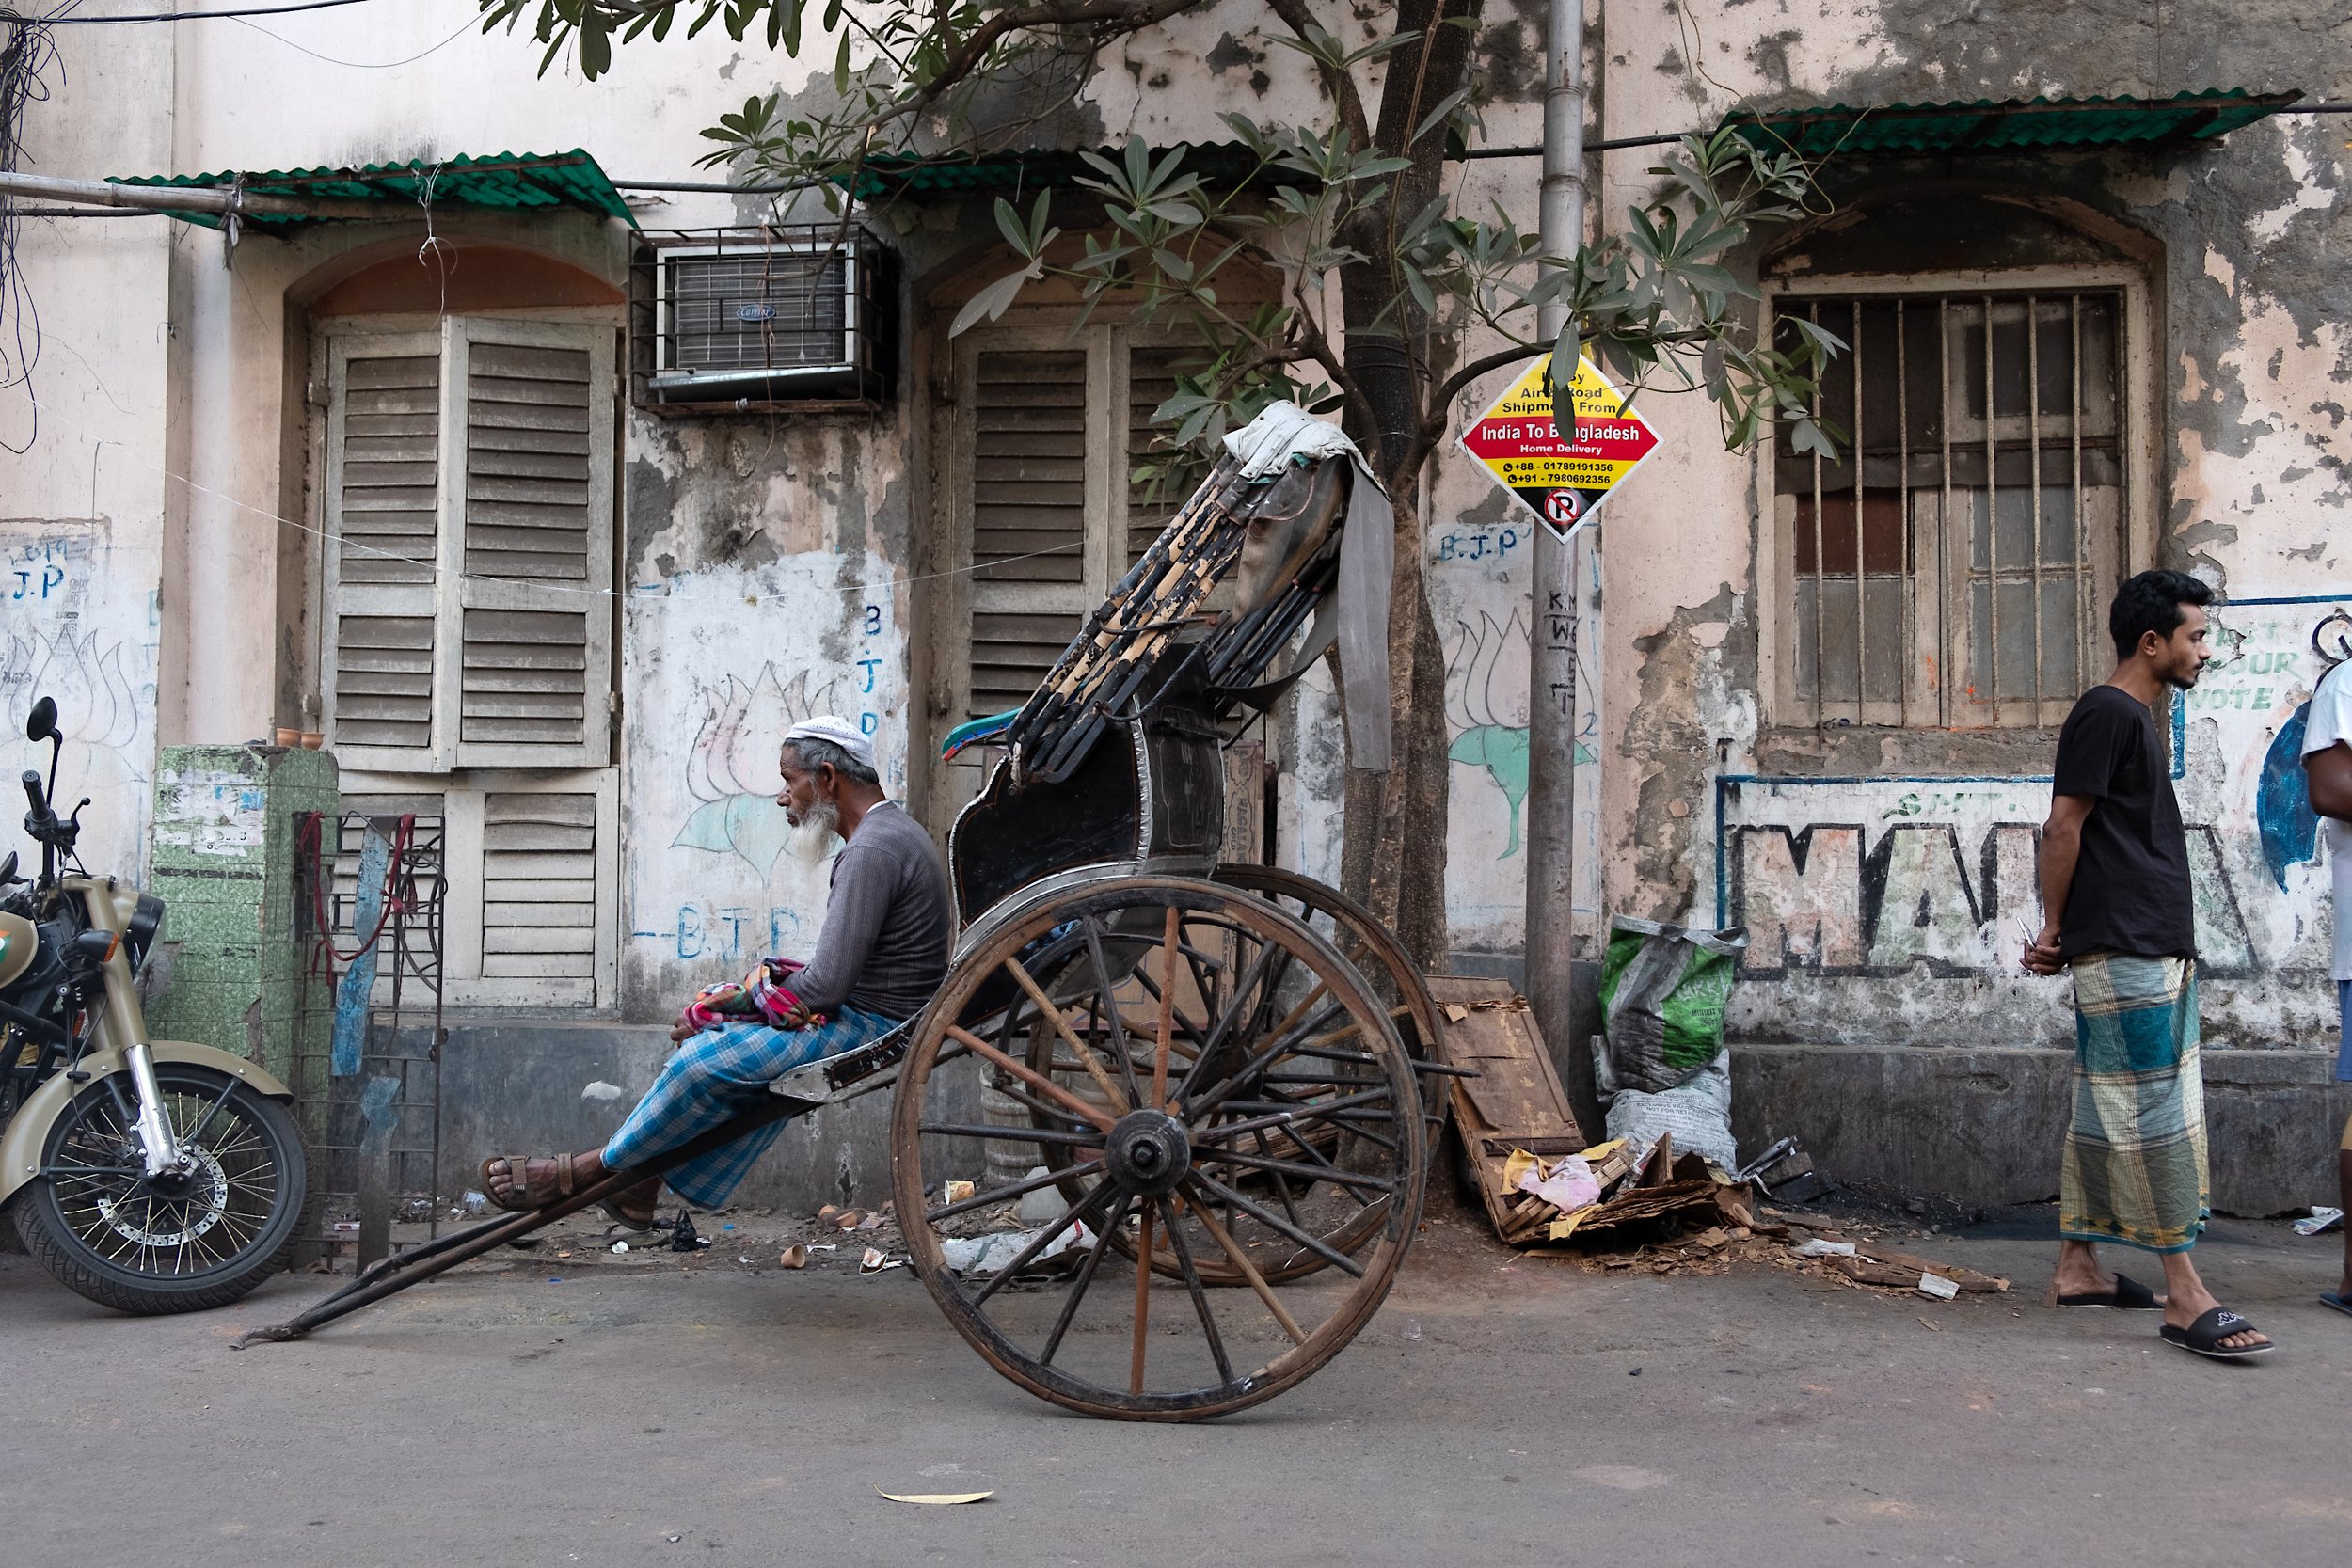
[251,405,1455,1422]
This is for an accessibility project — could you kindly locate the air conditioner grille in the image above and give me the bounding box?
[666,253,848,372]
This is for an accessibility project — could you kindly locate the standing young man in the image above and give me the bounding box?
[2302,647,2352,1320]
[2023,570,2273,1358]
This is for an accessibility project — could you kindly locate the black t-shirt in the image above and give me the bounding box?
[2051,684,2196,960]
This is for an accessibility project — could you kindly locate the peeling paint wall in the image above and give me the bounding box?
[1597,0,2351,1053]
[615,411,917,1020]
[18,2,2344,1061]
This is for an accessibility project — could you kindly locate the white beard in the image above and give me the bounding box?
[788,798,843,867]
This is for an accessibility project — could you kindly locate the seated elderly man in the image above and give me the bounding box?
[482,717,951,1226]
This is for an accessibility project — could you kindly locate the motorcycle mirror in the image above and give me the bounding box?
[24,696,55,744]
[0,850,16,885]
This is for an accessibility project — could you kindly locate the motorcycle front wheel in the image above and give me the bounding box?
[13,1064,308,1314]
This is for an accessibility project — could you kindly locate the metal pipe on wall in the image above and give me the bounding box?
[0,169,383,220]
[1525,0,1587,1067]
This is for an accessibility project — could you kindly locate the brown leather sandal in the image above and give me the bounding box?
[480,1153,580,1212]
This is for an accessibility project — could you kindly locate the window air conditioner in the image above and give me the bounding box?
[634,227,897,409]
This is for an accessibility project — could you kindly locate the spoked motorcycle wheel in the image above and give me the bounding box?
[13,1065,307,1314]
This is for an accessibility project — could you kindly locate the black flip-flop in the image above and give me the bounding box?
[2058,1273,2161,1309]
[2321,1291,2352,1320]
[2160,1306,2273,1359]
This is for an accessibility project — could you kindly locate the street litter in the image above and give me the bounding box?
[2294,1206,2344,1237]
[857,1211,886,1230]
[1594,918,1748,1169]
[860,1246,908,1274]
[778,1244,808,1269]
[581,1080,624,1101]
[1017,1166,1071,1227]
[1508,1148,1602,1211]
[610,1241,629,1254]
[944,1180,976,1205]
[938,1222,1096,1275]
[875,1487,993,1505]
[459,1190,488,1215]
[1794,1238,1857,1258]
[1916,1272,1961,1301]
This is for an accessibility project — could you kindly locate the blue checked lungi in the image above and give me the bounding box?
[2059,953,2209,1254]
[602,1004,899,1211]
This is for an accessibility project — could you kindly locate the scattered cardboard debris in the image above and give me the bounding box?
[1427,975,1588,1245]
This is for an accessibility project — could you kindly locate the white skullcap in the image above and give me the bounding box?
[784,715,874,768]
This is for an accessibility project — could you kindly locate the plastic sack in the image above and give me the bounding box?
[1596,916,1748,1097]
[1602,1054,1738,1170]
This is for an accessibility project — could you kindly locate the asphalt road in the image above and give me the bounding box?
[3,1196,2346,1567]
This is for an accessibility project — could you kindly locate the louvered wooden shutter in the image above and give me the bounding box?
[322,320,615,771]
[965,346,1094,721]
[1125,347,1186,565]
[478,789,601,986]
[448,319,615,768]
[322,331,451,769]
[335,783,614,1008]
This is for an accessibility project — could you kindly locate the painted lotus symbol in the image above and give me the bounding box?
[674,665,842,878]
[1445,610,1534,859]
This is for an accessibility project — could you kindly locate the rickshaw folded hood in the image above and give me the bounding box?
[1219,403,1393,772]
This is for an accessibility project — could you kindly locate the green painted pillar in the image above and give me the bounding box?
[145,745,339,1085]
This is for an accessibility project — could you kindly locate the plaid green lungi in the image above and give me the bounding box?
[600,1005,899,1211]
[2059,952,2209,1254]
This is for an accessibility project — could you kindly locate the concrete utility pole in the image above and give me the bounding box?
[1525,0,1588,1069]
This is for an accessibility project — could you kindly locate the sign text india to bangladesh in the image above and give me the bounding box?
[1457,354,1661,539]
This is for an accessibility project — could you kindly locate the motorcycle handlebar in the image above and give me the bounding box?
[21,768,46,823]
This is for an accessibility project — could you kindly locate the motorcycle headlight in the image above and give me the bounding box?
[125,893,167,974]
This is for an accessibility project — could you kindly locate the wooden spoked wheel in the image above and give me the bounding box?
[1210,863,1447,1081]
[890,875,1426,1420]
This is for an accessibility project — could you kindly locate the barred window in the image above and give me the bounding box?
[1772,289,2129,728]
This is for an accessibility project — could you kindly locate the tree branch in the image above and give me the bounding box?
[1263,0,1373,150]
[1427,341,1545,425]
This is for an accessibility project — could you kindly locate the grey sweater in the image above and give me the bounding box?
[788,801,951,1022]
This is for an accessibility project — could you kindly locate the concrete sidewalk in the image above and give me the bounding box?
[2,1194,2345,1567]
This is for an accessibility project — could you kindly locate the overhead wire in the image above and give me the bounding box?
[227,6,478,68]
[148,447,1083,600]
[18,0,389,22]
[0,2,70,453]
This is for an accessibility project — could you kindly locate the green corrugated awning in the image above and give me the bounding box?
[110,150,634,231]
[1722,88,2301,157]
[842,141,1280,201]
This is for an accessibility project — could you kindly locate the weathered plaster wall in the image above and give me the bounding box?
[615,417,917,1020]
[0,24,175,879]
[1595,0,2349,1061]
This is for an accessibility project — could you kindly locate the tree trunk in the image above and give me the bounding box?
[1328,0,1476,969]
[1336,495,1452,969]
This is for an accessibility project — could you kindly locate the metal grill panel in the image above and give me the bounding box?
[1775,289,2126,728]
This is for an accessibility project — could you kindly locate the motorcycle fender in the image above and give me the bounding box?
[0,1042,294,1205]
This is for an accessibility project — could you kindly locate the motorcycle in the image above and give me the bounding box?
[0,696,308,1312]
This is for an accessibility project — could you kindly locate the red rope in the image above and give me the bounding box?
[304,812,415,983]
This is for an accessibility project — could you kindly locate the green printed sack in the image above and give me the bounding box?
[1596,916,1749,1097]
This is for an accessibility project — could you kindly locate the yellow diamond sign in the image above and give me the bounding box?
[1457,353,1661,539]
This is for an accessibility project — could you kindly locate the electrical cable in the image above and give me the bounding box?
[0,4,69,453]
[15,0,388,23]
[226,8,475,70]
